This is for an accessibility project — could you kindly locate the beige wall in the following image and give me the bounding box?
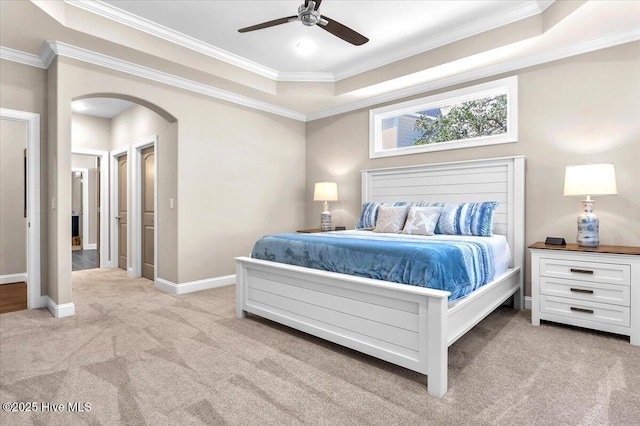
[111,103,179,282]
[0,59,48,296]
[7,35,635,308]
[50,56,305,299]
[71,113,111,151]
[305,42,640,297]
[0,119,27,275]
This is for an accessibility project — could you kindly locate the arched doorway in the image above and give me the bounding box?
[70,95,177,282]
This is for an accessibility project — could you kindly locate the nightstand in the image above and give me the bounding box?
[529,242,640,346]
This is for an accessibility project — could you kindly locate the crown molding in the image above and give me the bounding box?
[306,29,640,121]
[2,27,636,123]
[43,41,305,121]
[65,0,554,83]
[64,0,279,80]
[0,46,47,68]
[333,0,557,81]
[277,72,336,83]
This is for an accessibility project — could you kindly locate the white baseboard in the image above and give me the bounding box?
[155,274,235,295]
[525,296,532,310]
[0,273,27,285]
[85,243,97,250]
[42,295,75,318]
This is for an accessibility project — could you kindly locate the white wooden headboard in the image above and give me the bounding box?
[361,156,525,273]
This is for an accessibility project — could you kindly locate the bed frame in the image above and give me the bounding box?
[236,156,525,397]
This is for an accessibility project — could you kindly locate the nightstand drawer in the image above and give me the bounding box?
[539,258,630,286]
[539,277,630,306]
[540,295,630,328]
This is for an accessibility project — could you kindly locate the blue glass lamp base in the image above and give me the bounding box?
[576,200,599,247]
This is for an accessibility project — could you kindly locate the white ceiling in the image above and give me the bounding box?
[72,98,134,119]
[5,0,634,120]
[93,0,553,80]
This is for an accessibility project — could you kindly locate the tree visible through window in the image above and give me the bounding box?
[369,76,517,158]
[412,94,507,145]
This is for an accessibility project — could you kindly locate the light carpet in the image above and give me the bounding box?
[1,268,639,425]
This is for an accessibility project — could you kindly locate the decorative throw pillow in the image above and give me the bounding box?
[373,205,409,233]
[355,202,381,229]
[355,202,412,229]
[435,201,499,237]
[402,206,442,236]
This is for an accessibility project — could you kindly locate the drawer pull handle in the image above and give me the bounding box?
[570,268,594,274]
[570,307,594,314]
[570,288,594,294]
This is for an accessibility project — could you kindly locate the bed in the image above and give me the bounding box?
[236,156,525,397]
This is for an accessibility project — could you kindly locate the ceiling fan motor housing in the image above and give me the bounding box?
[298,2,322,26]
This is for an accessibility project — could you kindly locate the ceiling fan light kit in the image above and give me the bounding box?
[238,0,369,46]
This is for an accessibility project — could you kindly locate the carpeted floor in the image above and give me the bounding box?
[1,268,639,425]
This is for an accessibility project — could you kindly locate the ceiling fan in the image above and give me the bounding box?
[238,0,369,46]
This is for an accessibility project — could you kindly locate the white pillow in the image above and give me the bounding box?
[402,206,442,236]
[373,205,408,233]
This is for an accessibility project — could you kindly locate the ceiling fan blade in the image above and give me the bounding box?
[238,16,298,33]
[318,15,368,46]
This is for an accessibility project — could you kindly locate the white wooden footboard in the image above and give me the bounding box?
[236,256,450,397]
[235,155,525,397]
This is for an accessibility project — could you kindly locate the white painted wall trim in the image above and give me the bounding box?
[525,296,532,310]
[0,46,47,68]
[110,146,129,270]
[64,0,552,83]
[41,41,305,122]
[155,275,235,295]
[306,29,640,121]
[0,108,42,310]
[71,168,89,250]
[0,273,27,285]
[3,27,637,122]
[71,147,110,267]
[65,0,279,80]
[42,295,76,318]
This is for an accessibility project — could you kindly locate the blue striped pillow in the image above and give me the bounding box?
[355,202,411,229]
[435,201,499,237]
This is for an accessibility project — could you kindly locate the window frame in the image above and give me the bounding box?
[369,76,518,159]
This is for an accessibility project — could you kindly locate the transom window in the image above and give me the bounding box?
[369,76,518,158]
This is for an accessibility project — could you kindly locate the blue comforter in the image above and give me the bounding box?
[251,231,502,301]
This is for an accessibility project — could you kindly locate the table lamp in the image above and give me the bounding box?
[313,182,338,231]
[563,163,617,247]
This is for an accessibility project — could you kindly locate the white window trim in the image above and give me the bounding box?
[369,76,518,159]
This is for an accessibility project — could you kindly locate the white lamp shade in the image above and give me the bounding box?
[313,182,338,201]
[563,164,617,197]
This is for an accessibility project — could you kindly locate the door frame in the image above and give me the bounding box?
[72,148,110,267]
[70,168,89,250]
[110,146,129,272]
[0,108,41,309]
[131,135,158,281]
